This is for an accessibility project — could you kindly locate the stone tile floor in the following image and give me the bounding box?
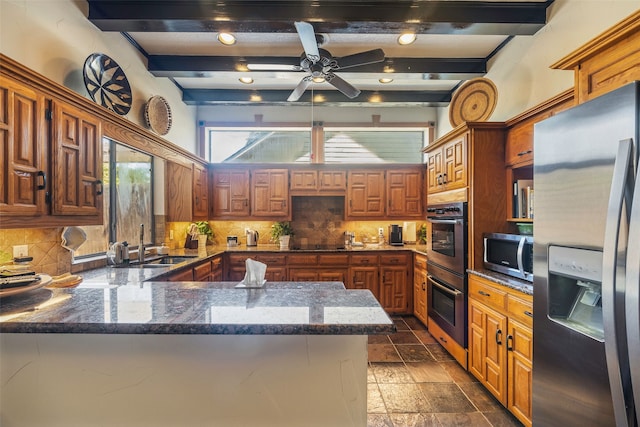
[367,316,523,427]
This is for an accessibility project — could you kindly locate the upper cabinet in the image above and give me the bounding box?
[0,75,47,217]
[251,168,290,218]
[426,135,467,196]
[290,169,346,195]
[51,99,103,217]
[346,170,385,218]
[0,74,104,227]
[166,161,192,222]
[211,169,250,218]
[387,168,424,218]
[551,11,640,104]
[192,163,208,220]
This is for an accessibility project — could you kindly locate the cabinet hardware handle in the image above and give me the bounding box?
[495,328,503,345]
[507,334,514,351]
[437,174,442,185]
[442,173,447,184]
[95,180,103,195]
[517,150,532,157]
[36,171,46,190]
[422,281,426,291]
[478,290,491,297]
[524,310,533,318]
[439,336,447,343]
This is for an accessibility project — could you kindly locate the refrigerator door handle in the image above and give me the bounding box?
[626,138,640,420]
[603,138,635,427]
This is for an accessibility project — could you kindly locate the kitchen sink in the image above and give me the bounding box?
[150,255,198,265]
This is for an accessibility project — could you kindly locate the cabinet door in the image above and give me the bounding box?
[319,269,348,283]
[468,298,508,405]
[413,254,428,324]
[346,170,385,217]
[349,266,379,299]
[192,163,208,220]
[167,268,194,282]
[289,269,319,281]
[211,256,223,281]
[290,170,317,191]
[443,135,467,191]
[193,260,212,281]
[212,169,250,218]
[0,76,47,216]
[508,319,533,427]
[318,171,346,192]
[251,169,289,217]
[379,266,409,313]
[51,100,103,216]
[426,149,443,194]
[166,161,193,221]
[264,267,287,282]
[387,169,423,217]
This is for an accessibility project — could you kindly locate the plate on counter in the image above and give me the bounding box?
[0,274,52,298]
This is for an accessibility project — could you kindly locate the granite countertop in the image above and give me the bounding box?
[467,269,533,296]
[0,281,395,335]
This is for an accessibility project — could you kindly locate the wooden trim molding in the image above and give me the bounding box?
[0,54,205,167]
[504,89,574,128]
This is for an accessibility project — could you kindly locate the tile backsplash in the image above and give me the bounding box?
[0,228,71,275]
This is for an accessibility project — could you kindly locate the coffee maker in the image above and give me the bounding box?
[388,224,403,246]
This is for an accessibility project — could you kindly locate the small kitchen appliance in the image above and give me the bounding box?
[388,225,403,246]
[246,229,259,246]
[403,222,416,244]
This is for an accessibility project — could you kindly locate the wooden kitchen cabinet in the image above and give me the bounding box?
[211,255,223,281]
[251,168,290,218]
[290,169,346,194]
[192,163,208,220]
[0,75,47,217]
[211,169,250,218]
[255,253,287,281]
[426,135,467,195]
[290,170,317,192]
[318,171,346,192]
[51,99,103,217]
[193,259,212,281]
[387,168,423,217]
[166,161,193,221]
[468,274,533,427]
[346,170,385,218]
[413,253,428,325]
[379,253,411,314]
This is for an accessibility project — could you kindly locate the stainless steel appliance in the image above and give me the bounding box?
[388,224,403,246]
[483,233,534,282]
[533,81,640,427]
[426,202,468,347]
[246,229,259,246]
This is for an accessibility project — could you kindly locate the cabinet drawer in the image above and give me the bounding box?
[193,262,212,281]
[211,256,222,270]
[350,254,379,265]
[318,254,349,266]
[505,128,534,166]
[508,295,534,327]
[414,253,427,270]
[227,254,252,267]
[255,254,286,266]
[380,253,410,265]
[287,254,319,265]
[167,268,194,282]
[469,276,508,312]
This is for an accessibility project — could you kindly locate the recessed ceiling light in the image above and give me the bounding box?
[249,94,262,102]
[312,76,326,83]
[397,33,417,45]
[379,78,394,84]
[239,77,254,84]
[217,32,236,45]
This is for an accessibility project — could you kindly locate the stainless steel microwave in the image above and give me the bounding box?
[483,233,534,282]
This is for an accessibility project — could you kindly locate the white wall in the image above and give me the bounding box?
[435,0,640,138]
[0,0,197,152]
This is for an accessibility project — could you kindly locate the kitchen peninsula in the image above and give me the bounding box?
[0,278,394,427]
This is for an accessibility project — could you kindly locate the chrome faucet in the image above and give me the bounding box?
[138,224,145,264]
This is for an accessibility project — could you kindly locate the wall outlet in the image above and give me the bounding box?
[13,245,28,258]
[169,230,174,240]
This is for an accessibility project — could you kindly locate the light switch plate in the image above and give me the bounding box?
[13,245,28,258]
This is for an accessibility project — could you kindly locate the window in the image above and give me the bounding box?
[206,128,311,163]
[323,128,425,163]
[74,139,154,258]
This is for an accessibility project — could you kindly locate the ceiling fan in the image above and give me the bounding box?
[249,22,386,102]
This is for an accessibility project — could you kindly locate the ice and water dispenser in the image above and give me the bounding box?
[547,245,604,342]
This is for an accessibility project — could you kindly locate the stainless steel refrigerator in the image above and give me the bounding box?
[533,81,640,426]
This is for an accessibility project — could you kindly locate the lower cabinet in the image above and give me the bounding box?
[468,274,533,427]
[413,253,428,325]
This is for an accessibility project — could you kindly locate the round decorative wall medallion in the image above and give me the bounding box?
[144,95,173,136]
[449,77,498,127]
[83,53,132,115]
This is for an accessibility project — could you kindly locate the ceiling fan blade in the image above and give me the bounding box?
[287,76,312,102]
[325,72,361,99]
[294,21,320,64]
[336,48,386,70]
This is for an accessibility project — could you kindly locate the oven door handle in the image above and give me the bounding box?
[427,275,463,297]
[427,219,459,225]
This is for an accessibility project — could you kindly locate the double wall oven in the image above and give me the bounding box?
[426,202,468,347]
